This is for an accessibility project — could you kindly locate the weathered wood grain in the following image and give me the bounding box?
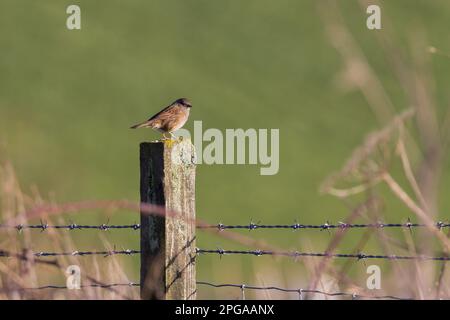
[140,139,196,300]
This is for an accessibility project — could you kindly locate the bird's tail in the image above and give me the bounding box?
[130,121,150,129]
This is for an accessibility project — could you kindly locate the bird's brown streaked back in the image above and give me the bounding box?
[146,98,191,122]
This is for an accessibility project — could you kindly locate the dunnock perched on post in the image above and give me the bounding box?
[130,98,192,140]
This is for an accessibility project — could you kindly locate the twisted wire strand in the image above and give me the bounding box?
[25,283,139,290]
[0,283,139,296]
[198,221,450,231]
[3,220,448,232]
[0,249,140,258]
[3,247,446,260]
[196,281,413,300]
[8,281,416,300]
[0,223,140,231]
[196,248,450,261]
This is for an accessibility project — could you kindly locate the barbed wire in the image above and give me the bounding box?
[196,281,415,300]
[0,282,139,297]
[0,221,140,232]
[4,280,417,300]
[2,247,447,261]
[0,248,140,258]
[5,219,448,233]
[23,282,139,290]
[196,248,450,261]
[0,248,139,299]
[198,220,450,231]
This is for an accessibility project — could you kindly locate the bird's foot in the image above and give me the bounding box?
[158,134,170,141]
[158,134,176,147]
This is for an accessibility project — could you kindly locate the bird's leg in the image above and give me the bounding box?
[159,133,169,141]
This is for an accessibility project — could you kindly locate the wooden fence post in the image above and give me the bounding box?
[139,139,196,300]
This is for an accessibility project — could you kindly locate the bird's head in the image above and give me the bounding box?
[176,98,192,108]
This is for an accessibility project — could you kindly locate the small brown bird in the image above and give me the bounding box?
[130,98,192,139]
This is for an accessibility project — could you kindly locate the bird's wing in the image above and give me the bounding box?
[130,102,180,129]
[147,102,178,121]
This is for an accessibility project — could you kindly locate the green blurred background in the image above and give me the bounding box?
[1,0,450,299]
